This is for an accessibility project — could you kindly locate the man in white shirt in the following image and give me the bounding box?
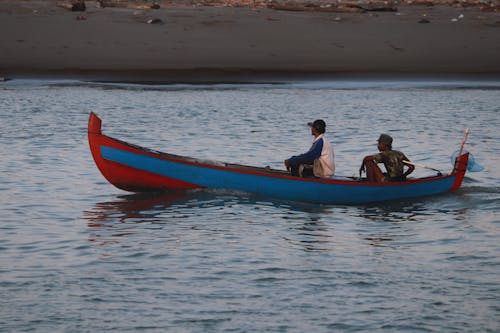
[284,119,335,178]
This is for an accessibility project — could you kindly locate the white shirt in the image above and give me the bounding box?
[313,134,335,178]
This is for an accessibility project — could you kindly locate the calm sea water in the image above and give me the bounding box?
[1,78,499,332]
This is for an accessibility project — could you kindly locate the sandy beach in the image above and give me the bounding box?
[1,0,499,80]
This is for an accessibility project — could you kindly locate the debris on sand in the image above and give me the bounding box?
[61,0,500,13]
[189,0,500,12]
[147,18,164,24]
[57,0,86,11]
[96,1,162,9]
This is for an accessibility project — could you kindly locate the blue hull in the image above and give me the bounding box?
[100,146,458,204]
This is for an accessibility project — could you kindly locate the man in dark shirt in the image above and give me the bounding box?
[359,134,414,182]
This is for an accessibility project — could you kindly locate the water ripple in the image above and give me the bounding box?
[1,78,499,333]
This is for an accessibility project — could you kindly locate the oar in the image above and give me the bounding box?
[403,160,442,176]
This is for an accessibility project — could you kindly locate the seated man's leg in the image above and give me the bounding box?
[299,164,315,178]
[288,160,300,176]
[364,160,385,182]
[290,165,300,176]
[289,157,313,177]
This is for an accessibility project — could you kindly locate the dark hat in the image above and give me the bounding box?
[377,133,393,146]
[307,119,326,134]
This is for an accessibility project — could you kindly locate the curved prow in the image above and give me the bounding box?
[88,112,102,134]
[450,152,469,191]
[87,112,201,192]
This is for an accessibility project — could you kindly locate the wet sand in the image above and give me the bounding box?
[1,0,499,81]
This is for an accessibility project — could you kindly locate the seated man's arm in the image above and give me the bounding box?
[402,154,415,177]
[288,139,323,167]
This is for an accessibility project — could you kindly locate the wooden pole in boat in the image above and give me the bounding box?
[449,128,470,175]
[458,128,470,158]
[403,160,442,175]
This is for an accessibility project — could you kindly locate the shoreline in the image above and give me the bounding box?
[4,72,500,88]
[5,69,500,84]
[1,1,500,80]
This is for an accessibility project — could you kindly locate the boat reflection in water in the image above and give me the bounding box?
[83,191,191,246]
[84,188,470,253]
[83,189,338,250]
[83,189,456,254]
[84,191,191,225]
[351,196,470,251]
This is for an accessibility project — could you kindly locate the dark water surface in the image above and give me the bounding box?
[1,78,499,332]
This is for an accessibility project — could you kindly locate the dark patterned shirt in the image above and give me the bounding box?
[372,150,409,180]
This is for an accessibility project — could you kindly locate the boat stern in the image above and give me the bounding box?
[450,152,469,191]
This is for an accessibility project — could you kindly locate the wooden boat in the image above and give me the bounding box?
[88,112,469,204]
